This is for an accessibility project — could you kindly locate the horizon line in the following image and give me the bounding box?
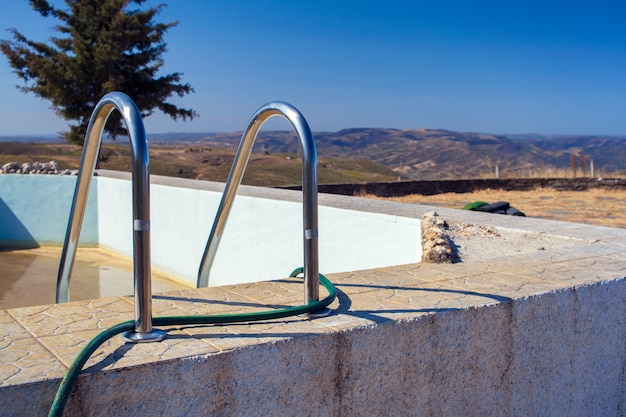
[1,128,626,140]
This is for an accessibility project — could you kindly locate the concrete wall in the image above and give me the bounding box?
[50,278,626,416]
[288,177,626,197]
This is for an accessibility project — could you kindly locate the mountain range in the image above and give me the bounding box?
[154,129,626,180]
[4,129,626,180]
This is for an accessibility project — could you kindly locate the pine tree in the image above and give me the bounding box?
[0,0,196,144]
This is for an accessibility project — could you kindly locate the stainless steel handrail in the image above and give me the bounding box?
[197,101,320,304]
[56,92,165,343]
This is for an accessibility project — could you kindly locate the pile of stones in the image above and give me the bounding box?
[1,161,78,175]
[421,211,457,263]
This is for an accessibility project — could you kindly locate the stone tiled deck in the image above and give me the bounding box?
[1,199,626,416]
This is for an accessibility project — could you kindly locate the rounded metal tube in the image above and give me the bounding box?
[197,101,319,303]
[56,92,163,340]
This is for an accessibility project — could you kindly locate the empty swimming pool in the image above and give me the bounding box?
[0,171,422,308]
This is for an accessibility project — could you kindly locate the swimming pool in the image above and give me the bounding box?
[0,171,422,306]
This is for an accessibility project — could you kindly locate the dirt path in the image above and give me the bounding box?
[374,188,626,229]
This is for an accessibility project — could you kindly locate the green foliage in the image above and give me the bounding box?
[0,0,196,144]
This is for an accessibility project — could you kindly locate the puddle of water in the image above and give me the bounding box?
[0,246,191,309]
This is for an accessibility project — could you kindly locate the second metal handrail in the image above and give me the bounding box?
[197,101,320,304]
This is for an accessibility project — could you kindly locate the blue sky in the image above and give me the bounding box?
[0,0,625,136]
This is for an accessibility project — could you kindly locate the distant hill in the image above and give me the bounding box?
[185,128,626,180]
[522,135,626,173]
[3,129,626,180]
[0,135,64,143]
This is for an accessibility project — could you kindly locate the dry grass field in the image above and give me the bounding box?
[375,188,626,229]
[0,142,399,186]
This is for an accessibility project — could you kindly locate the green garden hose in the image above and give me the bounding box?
[49,269,336,417]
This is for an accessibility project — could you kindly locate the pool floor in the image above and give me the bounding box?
[0,246,192,309]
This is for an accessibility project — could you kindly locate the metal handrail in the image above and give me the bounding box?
[197,101,320,304]
[56,92,165,342]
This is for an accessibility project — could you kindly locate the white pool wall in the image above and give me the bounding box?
[0,172,421,286]
[97,175,421,285]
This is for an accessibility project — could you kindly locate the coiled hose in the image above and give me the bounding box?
[49,269,336,417]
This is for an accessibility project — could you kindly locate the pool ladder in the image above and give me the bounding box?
[56,92,320,342]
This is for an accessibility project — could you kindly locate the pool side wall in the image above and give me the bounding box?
[2,278,623,416]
